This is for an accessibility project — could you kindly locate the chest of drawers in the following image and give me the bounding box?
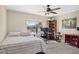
[65,34,79,48]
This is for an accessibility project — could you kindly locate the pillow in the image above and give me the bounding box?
[8,32,20,37]
[20,31,31,36]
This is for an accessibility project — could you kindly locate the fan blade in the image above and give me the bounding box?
[52,8,61,10]
[37,11,46,13]
[45,12,49,15]
[51,12,57,14]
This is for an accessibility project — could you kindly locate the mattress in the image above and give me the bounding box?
[0,36,47,54]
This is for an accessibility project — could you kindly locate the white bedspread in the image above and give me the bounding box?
[0,36,47,54]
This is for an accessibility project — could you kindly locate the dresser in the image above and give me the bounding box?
[65,34,79,48]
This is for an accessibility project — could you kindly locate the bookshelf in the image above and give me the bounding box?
[48,20,57,40]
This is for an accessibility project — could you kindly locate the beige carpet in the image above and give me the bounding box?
[46,40,79,54]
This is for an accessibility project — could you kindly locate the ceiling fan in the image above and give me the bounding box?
[40,5,61,15]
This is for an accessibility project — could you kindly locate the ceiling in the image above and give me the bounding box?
[5,5,79,17]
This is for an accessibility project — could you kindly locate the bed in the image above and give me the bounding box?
[0,35,47,54]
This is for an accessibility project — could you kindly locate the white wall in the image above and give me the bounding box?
[7,9,79,35]
[0,6,7,42]
[56,10,79,35]
[7,10,48,32]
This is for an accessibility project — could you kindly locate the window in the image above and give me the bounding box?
[26,19,42,33]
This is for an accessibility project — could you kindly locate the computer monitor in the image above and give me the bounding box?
[41,28,48,32]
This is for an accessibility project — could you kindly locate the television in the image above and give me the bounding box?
[77,27,79,31]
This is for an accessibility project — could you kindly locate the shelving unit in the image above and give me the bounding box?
[48,20,57,40]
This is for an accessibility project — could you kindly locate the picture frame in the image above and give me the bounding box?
[62,17,77,29]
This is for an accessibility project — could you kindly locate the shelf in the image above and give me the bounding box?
[48,20,57,40]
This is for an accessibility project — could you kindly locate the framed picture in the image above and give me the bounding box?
[62,17,77,29]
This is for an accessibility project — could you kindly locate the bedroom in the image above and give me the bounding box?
[0,5,79,54]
